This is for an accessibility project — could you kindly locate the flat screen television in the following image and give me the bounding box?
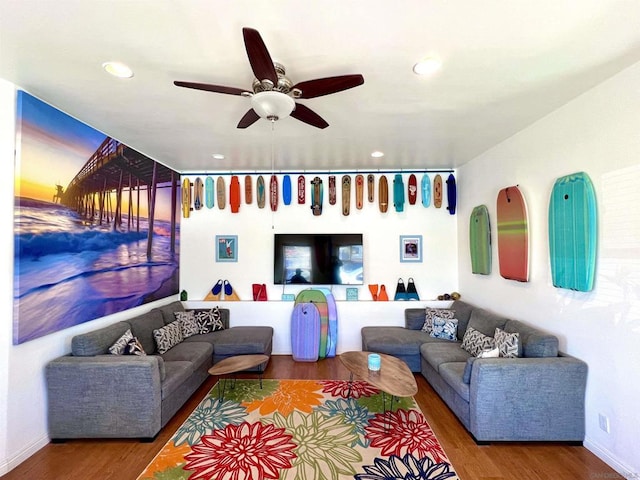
[274,233,363,285]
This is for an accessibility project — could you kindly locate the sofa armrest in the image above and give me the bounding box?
[469,355,587,442]
[46,355,163,439]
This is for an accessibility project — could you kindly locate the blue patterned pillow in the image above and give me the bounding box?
[429,316,458,341]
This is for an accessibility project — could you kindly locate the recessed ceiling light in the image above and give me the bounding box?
[413,57,442,76]
[212,153,225,160]
[371,151,385,158]
[102,61,134,78]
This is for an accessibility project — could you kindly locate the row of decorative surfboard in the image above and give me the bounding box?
[181,173,456,218]
[469,171,597,292]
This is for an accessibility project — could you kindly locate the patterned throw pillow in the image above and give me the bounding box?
[461,326,496,357]
[421,308,455,333]
[109,329,134,355]
[124,337,146,356]
[174,311,199,338]
[429,317,458,341]
[494,328,520,357]
[194,307,224,334]
[153,321,184,354]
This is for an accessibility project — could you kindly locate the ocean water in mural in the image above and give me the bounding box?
[13,198,179,343]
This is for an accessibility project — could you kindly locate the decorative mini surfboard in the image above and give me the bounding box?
[244,175,253,204]
[193,177,204,210]
[256,175,266,209]
[470,205,491,275]
[433,174,442,208]
[205,176,214,209]
[297,175,305,204]
[355,174,364,209]
[549,172,597,292]
[393,174,405,212]
[311,176,323,216]
[229,175,241,213]
[408,174,417,205]
[181,177,191,218]
[421,174,431,207]
[216,176,226,210]
[342,175,351,216]
[367,174,375,202]
[497,186,529,282]
[328,175,337,205]
[270,175,278,211]
[378,175,389,213]
[446,174,457,215]
[282,174,292,206]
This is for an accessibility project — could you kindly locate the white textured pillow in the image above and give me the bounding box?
[461,326,495,357]
[153,321,184,354]
[109,329,134,355]
[494,328,520,357]
[478,347,499,358]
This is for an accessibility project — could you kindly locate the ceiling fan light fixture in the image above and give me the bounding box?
[251,91,295,121]
[102,61,134,78]
[413,57,442,76]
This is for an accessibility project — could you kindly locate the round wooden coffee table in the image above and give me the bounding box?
[208,354,269,400]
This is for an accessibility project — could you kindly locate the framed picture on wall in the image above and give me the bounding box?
[400,235,422,263]
[216,235,238,262]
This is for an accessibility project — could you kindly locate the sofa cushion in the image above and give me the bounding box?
[461,326,495,357]
[153,321,184,354]
[462,357,476,384]
[108,329,135,355]
[494,328,520,357]
[157,301,186,324]
[161,361,193,400]
[405,308,428,330]
[72,321,131,356]
[420,342,471,373]
[213,327,274,356]
[160,341,212,367]
[467,307,508,337]
[504,320,558,358]
[450,300,474,340]
[439,362,470,402]
[429,317,458,341]
[362,327,433,356]
[127,309,165,355]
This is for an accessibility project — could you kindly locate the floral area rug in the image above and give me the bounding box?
[138,379,460,480]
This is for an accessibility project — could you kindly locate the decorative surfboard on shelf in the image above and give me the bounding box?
[283,174,292,206]
[407,174,417,205]
[549,171,597,292]
[297,175,305,204]
[421,173,431,207]
[270,175,278,211]
[342,175,351,216]
[497,185,529,282]
[216,176,226,210]
[244,175,253,204]
[229,175,241,213]
[193,177,204,210]
[205,176,214,209]
[393,174,404,212]
[446,174,457,215]
[378,175,389,213]
[181,177,191,218]
[367,174,375,202]
[469,205,491,275]
[256,175,266,208]
[433,175,442,208]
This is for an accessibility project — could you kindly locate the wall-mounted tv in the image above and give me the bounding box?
[274,233,363,285]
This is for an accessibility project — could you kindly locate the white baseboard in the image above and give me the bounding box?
[585,437,638,480]
[0,434,49,476]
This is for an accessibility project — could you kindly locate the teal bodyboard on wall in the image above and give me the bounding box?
[469,205,491,275]
[548,172,597,292]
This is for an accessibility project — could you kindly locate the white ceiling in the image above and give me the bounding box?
[2,0,640,173]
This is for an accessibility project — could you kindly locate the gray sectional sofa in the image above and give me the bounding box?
[46,301,273,440]
[361,300,587,443]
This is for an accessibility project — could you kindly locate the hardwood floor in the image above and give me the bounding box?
[2,355,622,480]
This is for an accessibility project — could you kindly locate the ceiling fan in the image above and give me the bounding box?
[174,27,364,129]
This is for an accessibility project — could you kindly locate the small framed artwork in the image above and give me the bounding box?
[215,235,238,262]
[400,235,422,263]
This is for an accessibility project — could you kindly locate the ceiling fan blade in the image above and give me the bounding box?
[242,27,277,85]
[237,109,261,129]
[291,103,329,129]
[174,81,250,96]
[293,74,364,99]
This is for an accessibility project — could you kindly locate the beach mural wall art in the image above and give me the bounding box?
[13,90,180,344]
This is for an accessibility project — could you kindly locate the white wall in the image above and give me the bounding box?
[0,80,178,475]
[457,61,640,478]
